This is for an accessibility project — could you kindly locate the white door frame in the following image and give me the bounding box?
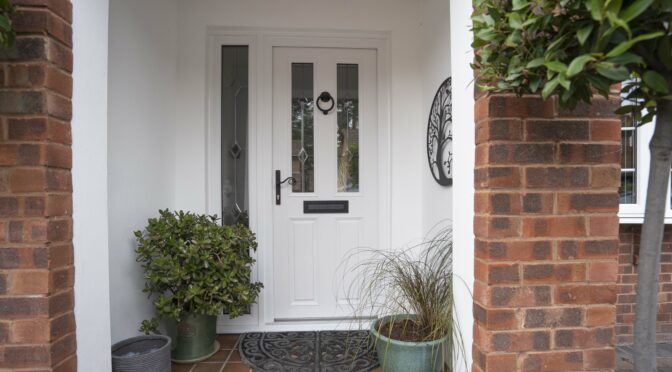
[206,27,391,333]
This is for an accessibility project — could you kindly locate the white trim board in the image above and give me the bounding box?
[205,28,392,333]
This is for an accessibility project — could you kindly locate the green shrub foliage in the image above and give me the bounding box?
[135,210,263,320]
[472,0,672,124]
[0,0,14,48]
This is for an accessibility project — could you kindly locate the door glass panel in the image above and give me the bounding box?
[337,64,359,192]
[221,46,249,226]
[291,63,315,193]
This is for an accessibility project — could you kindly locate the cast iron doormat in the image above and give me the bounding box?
[239,330,379,372]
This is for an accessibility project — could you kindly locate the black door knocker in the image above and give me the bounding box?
[317,91,335,115]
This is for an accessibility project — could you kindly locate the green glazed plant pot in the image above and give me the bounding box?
[166,314,220,364]
[370,315,448,372]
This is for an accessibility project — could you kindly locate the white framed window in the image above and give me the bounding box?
[618,112,672,223]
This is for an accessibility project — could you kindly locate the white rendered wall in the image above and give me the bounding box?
[174,0,426,248]
[450,0,475,370]
[71,0,112,369]
[421,0,453,233]
[107,0,179,343]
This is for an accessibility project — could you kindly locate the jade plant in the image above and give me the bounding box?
[135,210,263,328]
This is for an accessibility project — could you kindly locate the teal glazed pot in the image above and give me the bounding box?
[370,314,448,372]
[165,313,220,364]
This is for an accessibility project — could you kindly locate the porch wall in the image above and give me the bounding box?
[107,0,456,343]
[0,0,77,369]
[472,92,622,371]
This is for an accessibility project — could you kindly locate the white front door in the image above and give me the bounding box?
[272,47,378,321]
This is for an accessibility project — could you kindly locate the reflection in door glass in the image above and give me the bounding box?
[292,63,315,193]
[337,64,359,192]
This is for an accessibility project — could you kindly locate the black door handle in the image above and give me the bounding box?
[275,170,296,205]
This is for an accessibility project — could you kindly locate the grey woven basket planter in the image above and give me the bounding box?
[111,335,171,372]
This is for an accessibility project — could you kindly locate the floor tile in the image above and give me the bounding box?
[171,364,194,372]
[191,362,225,372]
[222,363,252,372]
[218,334,241,349]
[228,350,241,362]
[209,349,232,362]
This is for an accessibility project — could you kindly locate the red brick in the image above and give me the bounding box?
[483,95,555,119]
[483,353,517,370]
[9,319,49,343]
[475,166,521,190]
[591,165,621,188]
[47,38,73,72]
[475,216,521,238]
[13,8,72,46]
[0,197,20,217]
[554,327,613,349]
[13,0,73,23]
[557,97,620,118]
[588,261,618,282]
[523,263,586,284]
[1,344,50,368]
[559,143,621,164]
[475,240,552,261]
[46,92,71,120]
[9,168,46,192]
[475,119,522,144]
[524,307,583,329]
[522,351,583,372]
[7,270,49,295]
[591,119,621,141]
[488,144,555,164]
[589,215,620,237]
[473,304,517,330]
[53,354,76,372]
[525,166,589,188]
[522,193,554,214]
[585,348,616,369]
[7,117,71,144]
[490,286,551,308]
[587,305,615,327]
[556,284,617,305]
[490,331,550,352]
[524,120,590,141]
[0,297,48,318]
[559,239,619,260]
[47,219,71,242]
[522,216,587,238]
[0,36,48,61]
[556,193,619,213]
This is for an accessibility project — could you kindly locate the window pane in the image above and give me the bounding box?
[619,112,637,204]
[221,46,249,226]
[292,63,315,193]
[337,64,359,192]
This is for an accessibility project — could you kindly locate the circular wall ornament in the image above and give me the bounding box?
[426,77,453,186]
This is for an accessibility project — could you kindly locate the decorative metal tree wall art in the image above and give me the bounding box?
[427,77,453,186]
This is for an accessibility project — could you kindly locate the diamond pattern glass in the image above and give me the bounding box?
[337,64,360,193]
[291,63,315,193]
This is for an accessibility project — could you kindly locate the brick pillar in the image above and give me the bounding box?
[472,93,621,371]
[0,0,76,371]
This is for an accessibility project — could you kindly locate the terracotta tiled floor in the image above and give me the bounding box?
[171,334,382,372]
[171,334,251,372]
